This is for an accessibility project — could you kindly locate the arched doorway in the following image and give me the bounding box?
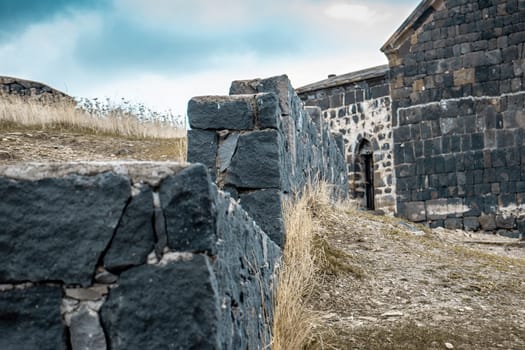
[357,139,375,210]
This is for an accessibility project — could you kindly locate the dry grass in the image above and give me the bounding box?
[274,187,525,350]
[272,184,357,350]
[0,95,186,139]
[272,186,321,350]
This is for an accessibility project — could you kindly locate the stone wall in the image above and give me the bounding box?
[0,162,280,350]
[297,66,396,213]
[0,76,71,102]
[384,0,525,236]
[187,75,349,246]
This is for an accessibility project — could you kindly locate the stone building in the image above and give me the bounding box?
[297,65,395,213]
[298,0,525,236]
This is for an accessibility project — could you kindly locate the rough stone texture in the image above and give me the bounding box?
[379,0,525,230]
[0,172,130,286]
[0,75,72,103]
[256,93,280,128]
[0,162,281,349]
[188,95,255,130]
[188,75,349,246]
[400,201,426,222]
[239,189,285,246]
[218,132,240,173]
[224,130,282,189]
[101,255,221,350]
[104,186,155,272]
[297,66,396,213]
[231,75,295,115]
[496,214,516,229]
[479,214,497,231]
[69,305,107,350]
[187,129,218,179]
[0,286,65,350]
[464,217,481,231]
[213,193,281,349]
[160,164,217,253]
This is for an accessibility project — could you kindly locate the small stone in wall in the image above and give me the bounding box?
[69,305,107,350]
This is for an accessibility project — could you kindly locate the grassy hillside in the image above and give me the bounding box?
[0,95,186,163]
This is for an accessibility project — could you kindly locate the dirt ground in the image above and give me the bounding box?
[0,125,186,163]
[308,206,525,350]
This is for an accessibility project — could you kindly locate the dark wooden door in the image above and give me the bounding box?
[363,154,374,210]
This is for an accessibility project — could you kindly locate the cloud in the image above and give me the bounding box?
[0,0,421,116]
[0,0,106,42]
[324,2,390,25]
[71,9,322,75]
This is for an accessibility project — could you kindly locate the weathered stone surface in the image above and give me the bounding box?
[188,95,255,130]
[225,130,281,189]
[402,201,426,222]
[240,189,285,246]
[214,194,281,349]
[218,133,239,172]
[445,218,463,230]
[153,207,167,257]
[496,214,516,229]
[0,173,130,286]
[256,93,280,128]
[69,305,107,350]
[255,75,294,115]
[94,270,118,284]
[0,162,186,187]
[0,286,65,350]
[497,229,521,239]
[187,129,218,178]
[425,198,448,220]
[160,164,217,253]
[100,255,221,350]
[479,214,497,231]
[65,286,107,301]
[229,79,259,95]
[463,217,480,231]
[305,106,323,132]
[518,218,525,236]
[104,186,155,272]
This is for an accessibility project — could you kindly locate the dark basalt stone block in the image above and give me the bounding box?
[160,164,217,253]
[104,186,156,272]
[224,130,281,189]
[0,286,65,350]
[0,173,130,286]
[188,95,255,130]
[100,255,221,350]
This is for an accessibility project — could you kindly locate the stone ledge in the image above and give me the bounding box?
[0,161,188,185]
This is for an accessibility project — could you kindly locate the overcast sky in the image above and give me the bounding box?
[0,0,420,116]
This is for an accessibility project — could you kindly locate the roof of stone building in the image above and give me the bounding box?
[296,64,389,94]
[381,0,442,53]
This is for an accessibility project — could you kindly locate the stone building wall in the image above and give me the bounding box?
[297,66,396,213]
[382,0,525,235]
[0,162,280,349]
[188,74,349,246]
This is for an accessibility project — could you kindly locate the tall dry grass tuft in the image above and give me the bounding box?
[0,95,186,139]
[272,184,336,350]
